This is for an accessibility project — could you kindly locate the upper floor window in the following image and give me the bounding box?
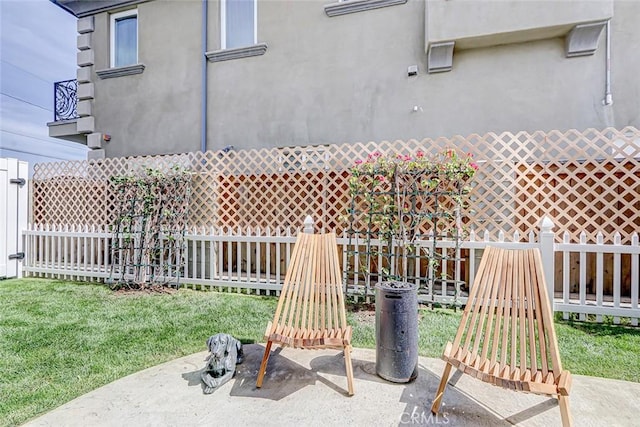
[221,0,256,49]
[110,9,138,67]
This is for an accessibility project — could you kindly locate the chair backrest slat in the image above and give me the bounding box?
[298,233,316,329]
[533,248,563,376]
[325,235,336,330]
[332,234,344,328]
[500,248,513,368]
[307,234,319,330]
[275,233,305,326]
[329,232,345,328]
[286,234,307,328]
[510,249,520,370]
[489,248,510,365]
[517,251,528,371]
[479,248,506,362]
[523,249,538,375]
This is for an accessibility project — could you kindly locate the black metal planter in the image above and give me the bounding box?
[375,281,419,383]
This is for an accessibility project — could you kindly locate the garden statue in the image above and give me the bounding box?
[201,333,244,394]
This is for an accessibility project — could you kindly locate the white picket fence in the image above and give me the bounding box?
[22,216,640,325]
[1,158,28,279]
[556,231,640,326]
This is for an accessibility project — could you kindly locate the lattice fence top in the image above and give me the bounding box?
[32,127,640,243]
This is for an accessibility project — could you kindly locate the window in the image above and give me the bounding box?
[221,0,256,49]
[205,0,266,62]
[110,9,138,67]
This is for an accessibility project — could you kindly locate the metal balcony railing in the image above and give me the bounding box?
[54,79,78,121]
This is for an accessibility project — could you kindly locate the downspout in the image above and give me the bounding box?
[603,19,612,106]
[201,0,208,153]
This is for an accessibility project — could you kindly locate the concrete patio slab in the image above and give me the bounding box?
[24,344,640,426]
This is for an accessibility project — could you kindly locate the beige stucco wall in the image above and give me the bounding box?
[92,0,202,158]
[86,0,640,157]
[426,0,613,49]
[609,0,640,128]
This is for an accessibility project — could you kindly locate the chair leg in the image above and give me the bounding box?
[431,362,453,414]
[559,394,573,427]
[256,340,273,388]
[344,344,355,396]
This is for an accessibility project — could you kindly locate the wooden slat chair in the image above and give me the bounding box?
[256,232,355,396]
[431,246,572,426]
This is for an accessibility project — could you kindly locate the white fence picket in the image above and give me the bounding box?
[562,232,571,320]
[556,230,640,322]
[579,232,587,321]
[613,233,622,324]
[632,234,639,327]
[596,232,604,323]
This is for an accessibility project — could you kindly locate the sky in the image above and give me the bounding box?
[0,0,88,175]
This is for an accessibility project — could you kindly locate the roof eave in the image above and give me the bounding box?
[50,0,150,18]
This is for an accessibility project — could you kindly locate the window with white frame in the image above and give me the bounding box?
[110,9,138,67]
[221,0,256,49]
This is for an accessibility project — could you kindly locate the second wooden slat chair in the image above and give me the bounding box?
[256,232,355,395]
[431,246,572,426]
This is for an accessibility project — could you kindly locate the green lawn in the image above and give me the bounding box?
[1,278,639,426]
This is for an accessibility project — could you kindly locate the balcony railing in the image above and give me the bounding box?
[54,79,78,121]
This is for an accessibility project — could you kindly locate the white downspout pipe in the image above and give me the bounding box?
[604,19,613,106]
[201,0,208,153]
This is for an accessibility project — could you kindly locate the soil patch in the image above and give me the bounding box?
[113,284,178,295]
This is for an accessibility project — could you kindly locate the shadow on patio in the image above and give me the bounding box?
[25,344,640,427]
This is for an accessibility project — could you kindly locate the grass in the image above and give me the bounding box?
[555,320,640,381]
[2,278,640,426]
[0,278,275,427]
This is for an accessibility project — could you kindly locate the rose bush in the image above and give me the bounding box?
[346,149,478,282]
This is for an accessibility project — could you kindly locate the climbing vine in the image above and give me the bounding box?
[108,165,192,290]
[345,149,477,304]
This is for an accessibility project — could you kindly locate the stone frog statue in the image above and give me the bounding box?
[201,333,244,394]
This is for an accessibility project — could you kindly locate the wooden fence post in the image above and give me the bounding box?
[539,216,556,305]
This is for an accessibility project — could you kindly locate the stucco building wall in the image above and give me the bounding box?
[91,0,202,157]
[80,0,639,158]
